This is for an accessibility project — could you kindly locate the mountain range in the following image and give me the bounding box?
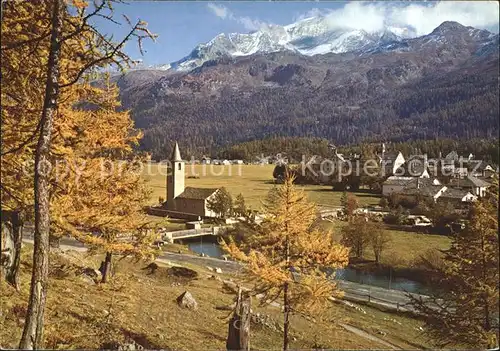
[168,16,418,71]
[115,20,499,159]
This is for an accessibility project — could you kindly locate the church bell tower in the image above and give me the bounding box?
[167,142,185,207]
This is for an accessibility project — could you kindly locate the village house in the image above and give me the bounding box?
[381,156,434,196]
[379,150,405,176]
[380,148,495,208]
[165,142,220,218]
[392,177,477,208]
[466,160,495,177]
[448,175,491,197]
[388,177,444,200]
[382,176,415,196]
[426,150,495,179]
[394,154,430,178]
[436,188,477,207]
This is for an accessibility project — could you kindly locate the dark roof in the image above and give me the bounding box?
[465,160,492,172]
[177,187,219,200]
[467,175,491,187]
[440,188,473,200]
[449,175,490,188]
[397,184,444,197]
[405,177,439,188]
[381,152,402,162]
[383,176,414,186]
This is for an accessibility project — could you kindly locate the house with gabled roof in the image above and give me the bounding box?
[394,155,430,178]
[165,142,220,218]
[437,188,477,206]
[396,183,447,203]
[382,176,441,196]
[448,175,491,197]
[379,151,405,177]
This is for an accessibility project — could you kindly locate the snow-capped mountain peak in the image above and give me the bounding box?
[166,18,490,72]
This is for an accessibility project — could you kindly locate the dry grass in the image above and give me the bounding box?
[0,245,435,350]
[142,164,381,209]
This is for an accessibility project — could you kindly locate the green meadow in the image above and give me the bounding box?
[142,163,381,209]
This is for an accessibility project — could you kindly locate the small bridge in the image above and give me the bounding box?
[161,226,223,242]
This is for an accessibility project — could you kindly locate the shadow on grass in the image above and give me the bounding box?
[120,328,168,349]
[196,329,226,342]
[64,311,169,349]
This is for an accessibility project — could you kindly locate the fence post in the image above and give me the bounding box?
[368,294,371,303]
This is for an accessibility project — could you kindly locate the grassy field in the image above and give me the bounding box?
[322,221,452,269]
[142,163,381,209]
[0,246,436,350]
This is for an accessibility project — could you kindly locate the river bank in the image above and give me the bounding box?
[180,237,436,295]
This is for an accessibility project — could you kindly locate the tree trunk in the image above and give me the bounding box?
[101,251,113,283]
[19,1,63,348]
[283,234,291,351]
[1,210,23,291]
[283,281,290,351]
[357,244,363,259]
[226,288,251,351]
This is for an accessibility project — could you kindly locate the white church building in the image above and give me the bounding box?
[165,142,220,218]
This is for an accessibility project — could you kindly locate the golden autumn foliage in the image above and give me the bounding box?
[2,1,156,348]
[222,175,349,349]
[1,1,159,270]
[410,177,499,348]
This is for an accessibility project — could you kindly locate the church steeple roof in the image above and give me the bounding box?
[171,142,182,161]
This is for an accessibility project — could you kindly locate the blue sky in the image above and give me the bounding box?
[94,1,500,66]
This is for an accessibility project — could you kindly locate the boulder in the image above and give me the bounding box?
[79,274,96,285]
[176,291,198,310]
[215,267,222,274]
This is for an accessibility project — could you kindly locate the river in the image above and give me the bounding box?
[185,238,432,295]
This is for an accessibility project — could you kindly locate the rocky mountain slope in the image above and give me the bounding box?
[169,15,417,72]
[114,21,499,159]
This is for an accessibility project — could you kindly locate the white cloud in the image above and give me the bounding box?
[207,3,271,31]
[209,1,499,36]
[239,17,269,32]
[207,3,229,19]
[389,1,500,35]
[299,1,499,35]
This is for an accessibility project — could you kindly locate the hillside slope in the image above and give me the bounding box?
[0,246,434,349]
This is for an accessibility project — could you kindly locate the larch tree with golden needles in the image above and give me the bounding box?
[51,79,160,283]
[2,1,155,348]
[222,174,350,350]
[410,177,499,348]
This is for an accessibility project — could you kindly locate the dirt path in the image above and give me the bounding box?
[339,323,400,350]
